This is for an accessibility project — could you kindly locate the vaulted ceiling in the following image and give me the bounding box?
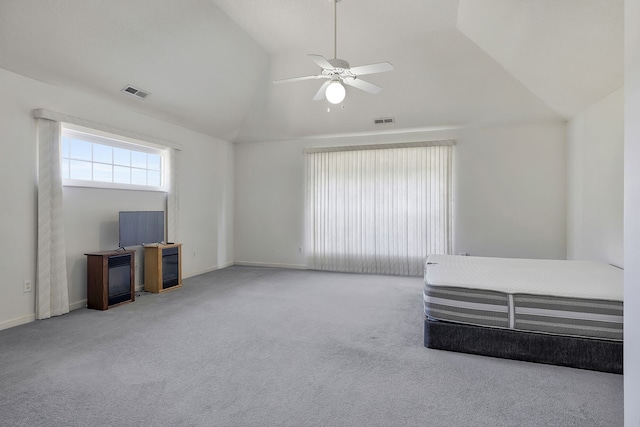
[0,0,623,143]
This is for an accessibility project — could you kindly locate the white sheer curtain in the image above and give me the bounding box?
[36,118,69,319]
[305,142,453,276]
[166,148,180,242]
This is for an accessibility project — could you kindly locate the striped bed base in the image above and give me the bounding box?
[423,285,623,341]
[423,284,623,373]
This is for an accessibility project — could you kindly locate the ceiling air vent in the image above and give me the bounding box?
[121,85,150,99]
[374,117,395,124]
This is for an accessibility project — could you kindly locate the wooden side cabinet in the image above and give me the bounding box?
[144,243,182,293]
[85,250,135,310]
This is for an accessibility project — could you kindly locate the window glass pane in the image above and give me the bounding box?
[114,148,131,166]
[131,151,147,169]
[131,168,146,185]
[61,158,70,179]
[113,166,130,184]
[93,144,112,164]
[93,163,112,182]
[147,154,161,171]
[61,137,70,158]
[147,170,161,187]
[69,160,92,180]
[70,139,92,160]
[61,128,166,190]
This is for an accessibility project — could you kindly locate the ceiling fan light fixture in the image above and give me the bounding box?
[326,80,346,104]
[272,0,393,105]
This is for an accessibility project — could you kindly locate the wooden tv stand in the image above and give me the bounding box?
[85,250,135,310]
[144,243,182,293]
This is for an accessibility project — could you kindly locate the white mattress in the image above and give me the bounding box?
[425,254,623,301]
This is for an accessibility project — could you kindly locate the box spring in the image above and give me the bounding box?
[424,318,623,374]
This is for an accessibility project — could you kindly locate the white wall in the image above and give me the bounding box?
[234,137,307,268]
[234,121,567,269]
[624,0,640,422]
[0,73,38,329]
[567,88,624,266]
[0,68,234,330]
[454,123,567,259]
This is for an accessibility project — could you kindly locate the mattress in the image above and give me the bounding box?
[423,255,623,341]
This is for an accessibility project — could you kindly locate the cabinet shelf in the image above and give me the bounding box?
[144,243,182,293]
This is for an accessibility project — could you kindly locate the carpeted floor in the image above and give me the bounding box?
[0,266,623,426]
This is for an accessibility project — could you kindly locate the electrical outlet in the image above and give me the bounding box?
[23,280,32,293]
[298,246,303,253]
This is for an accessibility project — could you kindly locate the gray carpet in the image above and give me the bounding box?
[0,266,623,427]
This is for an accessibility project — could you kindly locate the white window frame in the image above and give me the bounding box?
[60,124,169,192]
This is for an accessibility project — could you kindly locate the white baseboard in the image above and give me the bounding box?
[69,299,87,311]
[1,299,87,332]
[233,261,308,270]
[219,260,235,269]
[183,261,235,279]
[0,314,36,332]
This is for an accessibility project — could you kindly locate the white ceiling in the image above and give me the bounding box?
[0,0,623,143]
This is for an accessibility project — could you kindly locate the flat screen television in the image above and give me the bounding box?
[118,211,165,247]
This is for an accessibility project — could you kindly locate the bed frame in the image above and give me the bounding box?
[424,317,623,374]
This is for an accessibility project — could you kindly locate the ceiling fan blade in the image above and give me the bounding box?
[343,77,383,94]
[343,78,382,95]
[273,75,323,84]
[349,62,394,76]
[312,81,332,101]
[308,54,335,70]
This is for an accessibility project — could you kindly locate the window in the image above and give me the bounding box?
[305,142,453,276]
[61,126,167,191]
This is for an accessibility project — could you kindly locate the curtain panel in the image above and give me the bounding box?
[36,118,70,319]
[305,143,453,276]
[166,148,180,242]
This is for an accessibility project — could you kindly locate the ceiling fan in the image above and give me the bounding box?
[273,0,394,105]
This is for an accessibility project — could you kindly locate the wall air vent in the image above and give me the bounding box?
[121,85,150,99]
[374,117,395,124]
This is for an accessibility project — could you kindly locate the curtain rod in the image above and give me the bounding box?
[304,140,455,154]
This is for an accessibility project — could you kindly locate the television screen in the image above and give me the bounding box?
[119,211,165,247]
